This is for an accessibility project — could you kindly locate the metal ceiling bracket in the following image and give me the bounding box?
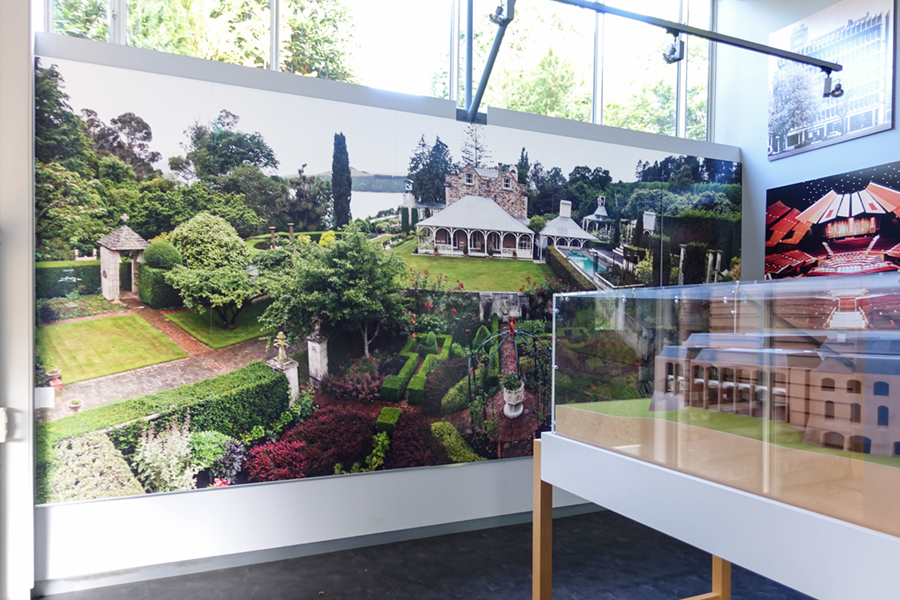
[459,0,517,123]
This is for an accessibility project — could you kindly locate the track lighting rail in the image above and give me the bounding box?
[552,0,843,75]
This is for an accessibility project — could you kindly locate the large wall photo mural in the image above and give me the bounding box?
[765,159,900,279]
[34,57,741,504]
[768,0,894,160]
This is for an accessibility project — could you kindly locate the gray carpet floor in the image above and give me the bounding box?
[43,511,814,600]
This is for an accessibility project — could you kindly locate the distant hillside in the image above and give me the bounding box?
[313,168,406,193]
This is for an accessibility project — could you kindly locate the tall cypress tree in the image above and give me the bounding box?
[411,207,419,227]
[332,132,352,228]
[401,206,410,233]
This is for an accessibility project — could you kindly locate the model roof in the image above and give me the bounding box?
[97,225,149,251]
[416,195,533,234]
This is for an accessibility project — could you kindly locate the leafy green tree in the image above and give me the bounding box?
[281,166,332,231]
[128,0,270,68]
[216,165,290,225]
[170,110,278,180]
[410,207,419,227]
[332,132,352,228]
[494,48,590,122]
[35,161,108,257]
[81,110,162,179]
[408,136,455,205]
[262,225,406,357]
[605,79,676,136]
[34,60,94,176]
[166,213,259,330]
[53,0,108,41]
[280,0,356,82]
[527,215,547,235]
[528,162,566,216]
[401,206,410,234]
[124,181,264,240]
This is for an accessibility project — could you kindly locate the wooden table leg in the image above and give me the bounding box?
[681,555,731,600]
[533,439,552,600]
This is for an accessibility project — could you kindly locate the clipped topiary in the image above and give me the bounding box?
[472,325,491,351]
[418,331,438,357]
[142,241,183,270]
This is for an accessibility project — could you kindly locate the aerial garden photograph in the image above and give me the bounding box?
[33,58,742,504]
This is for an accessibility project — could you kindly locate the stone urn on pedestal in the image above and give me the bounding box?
[502,379,525,419]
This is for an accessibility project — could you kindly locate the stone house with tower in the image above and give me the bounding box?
[414,163,534,258]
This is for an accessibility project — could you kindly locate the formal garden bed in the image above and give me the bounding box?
[37,314,187,384]
[37,294,127,324]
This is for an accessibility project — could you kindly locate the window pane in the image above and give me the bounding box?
[685,0,710,140]
[53,0,109,41]
[601,0,680,135]
[468,0,594,122]
[128,0,271,68]
[331,0,449,93]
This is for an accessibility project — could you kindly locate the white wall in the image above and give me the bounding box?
[714,0,900,281]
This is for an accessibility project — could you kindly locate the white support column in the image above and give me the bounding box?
[0,0,37,595]
[269,0,280,71]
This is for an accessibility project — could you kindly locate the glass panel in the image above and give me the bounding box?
[467,0,594,122]
[601,0,680,135]
[128,0,271,68]
[331,0,449,92]
[53,0,109,41]
[685,0,710,141]
[554,274,900,538]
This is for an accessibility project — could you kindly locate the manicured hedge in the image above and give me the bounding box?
[137,263,183,309]
[547,246,595,291]
[36,260,102,298]
[407,335,452,406]
[35,362,289,502]
[381,351,418,403]
[47,431,145,503]
[376,407,402,434]
[430,422,486,463]
[440,371,473,415]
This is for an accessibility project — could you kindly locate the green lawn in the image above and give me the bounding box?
[37,314,187,383]
[574,399,900,469]
[390,240,553,292]
[165,300,273,349]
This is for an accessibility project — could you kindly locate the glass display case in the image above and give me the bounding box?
[552,274,900,538]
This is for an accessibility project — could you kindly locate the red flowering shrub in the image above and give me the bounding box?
[247,407,375,481]
[321,372,385,403]
[386,413,448,469]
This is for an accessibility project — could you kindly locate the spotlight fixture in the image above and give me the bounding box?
[662,34,685,64]
[823,75,845,98]
[489,0,515,25]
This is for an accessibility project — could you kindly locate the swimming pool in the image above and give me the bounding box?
[564,250,607,277]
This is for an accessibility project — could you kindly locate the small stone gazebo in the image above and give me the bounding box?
[97,225,149,301]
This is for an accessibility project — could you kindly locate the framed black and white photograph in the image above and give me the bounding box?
[768,0,894,160]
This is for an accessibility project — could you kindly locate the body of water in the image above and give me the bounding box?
[351,191,404,220]
[565,250,607,276]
